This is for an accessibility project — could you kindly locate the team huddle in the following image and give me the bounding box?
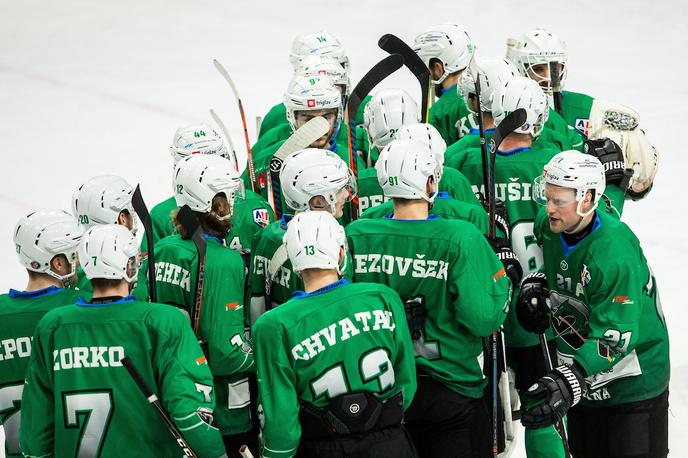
[0,23,669,458]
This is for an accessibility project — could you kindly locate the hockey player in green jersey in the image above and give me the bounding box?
[413,23,475,145]
[346,139,515,458]
[20,224,226,457]
[71,174,138,292]
[247,148,354,322]
[0,210,83,458]
[257,30,350,139]
[244,75,364,207]
[253,211,417,458]
[149,123,274,259]
[150,154,255,455]
[517,151,670,458]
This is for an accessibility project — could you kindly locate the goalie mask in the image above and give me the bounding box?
[506,28,568,94]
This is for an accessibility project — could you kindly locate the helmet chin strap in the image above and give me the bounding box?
[564,199,597,234]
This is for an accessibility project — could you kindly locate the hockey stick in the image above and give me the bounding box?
[176,205,207,338]
[539,334,572,457]
[131,185,157,303]
[269,116,330,218]
[346,53,405,220]
[550,61,563,115]
[239,445,255,458]
[213,59,257,193]
[377,34,431,123]
[487,108,528,457]
[468,54,491,202]
[209,108,239,172]
[121,356,198,457]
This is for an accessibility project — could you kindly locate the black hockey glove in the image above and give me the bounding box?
[487,237,523,286]
[403,296,427,340]
[521,363,585,429]
[516,272,551,334]
[478,193,511,238]
[584,138,634,192]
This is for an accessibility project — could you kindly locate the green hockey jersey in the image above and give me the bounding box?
[152,234,253,435]
[360,192,489,235]
[533,209,670,406]
[559,90,595,138]
[20,296,225,457]
[428,85,474,145]
[356,166,480,216]
[146,191,274,257]
[447,144,625,346]
[0,286,84,458]
[253,279,417,458]
[346,216,511,398]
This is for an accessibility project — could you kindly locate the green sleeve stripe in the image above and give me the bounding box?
[178,420,204,431]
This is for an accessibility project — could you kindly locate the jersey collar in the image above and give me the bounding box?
[204,233,225,246]
[8,285,63,299]
[76,295,135,307]
[559,212,602,257]
[292,278,349,299]
[383,213,440,221]
[279,214,294,230]
[497,146,531,157]
[467,127,496,135]
[440,83,457,97]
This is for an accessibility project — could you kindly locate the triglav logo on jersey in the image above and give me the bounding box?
[253,208,270,228]
[575,118,590,137]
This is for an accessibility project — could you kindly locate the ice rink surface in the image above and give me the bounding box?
[1,0,687,455]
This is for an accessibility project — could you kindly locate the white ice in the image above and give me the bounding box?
[1,0,686,456]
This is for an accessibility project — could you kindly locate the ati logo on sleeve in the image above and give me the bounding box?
[253,208,271,227]
[575,118,590,137]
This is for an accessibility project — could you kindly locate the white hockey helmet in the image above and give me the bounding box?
[363,88,420,151]
[458,57,519,113]
[174,154,242,214]
[79,224,139,282]
[283,211,347,274]
[284,75,342,132]
[297,55,350,95]
[534,150,605,218]
[289,30,349,72]
[492,77,549,137]
[13,209,82,282]
[170,123,231,165]
[506,28,568,92]
[394,123,447,165]
[280,148,354,215]
[413,24,474,85]
[376,139,441,203]
[72,175,135,230]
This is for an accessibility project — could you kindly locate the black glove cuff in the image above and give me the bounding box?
[553,364,584,406]
[520,271,547,288]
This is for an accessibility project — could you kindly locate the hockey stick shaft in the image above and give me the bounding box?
[209,109,239,172]
[121,357,198,457]
[213,59,257,192]
[131,185,157,303]
[239,445,255,458]
[539,334,572,458]
[468,55,491,203]
[176,206,207,337]
[377,34,431,123]
[550,61,563,115]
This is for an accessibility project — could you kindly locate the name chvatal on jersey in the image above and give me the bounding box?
[291,309,396,361]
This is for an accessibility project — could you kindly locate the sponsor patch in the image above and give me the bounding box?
[196,356,207,366]
[307,99,316,108]
[225,301,240,311]
[560,260,568,271]
[492,268,506,282]
[575,118,590,137]
[253,208,270,227]
[612,295,633,305]
[581,264,591,287]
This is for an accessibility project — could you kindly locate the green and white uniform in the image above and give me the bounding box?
[253,279,417,458]
[357,166,480,216]
[0,286,84,458]
[153,234,253,436]
[559,90,595,138]
[146,191,274,256]
[20,295,225,457]
[360,192,488,235]
[346,216,511,397]
[534,210,670,406]
[428,85,475,146]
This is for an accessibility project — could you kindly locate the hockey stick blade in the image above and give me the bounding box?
[378,34,430,122]
[347,54,404,125]
[176,205,207,337]
[122,357,198,457]
[489,108,528,154]
[269,116,330,218]
[131,185,157,303]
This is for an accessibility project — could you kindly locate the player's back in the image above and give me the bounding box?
[253,280,415,409]
[0,287,83,457]
[22,297,220,457]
